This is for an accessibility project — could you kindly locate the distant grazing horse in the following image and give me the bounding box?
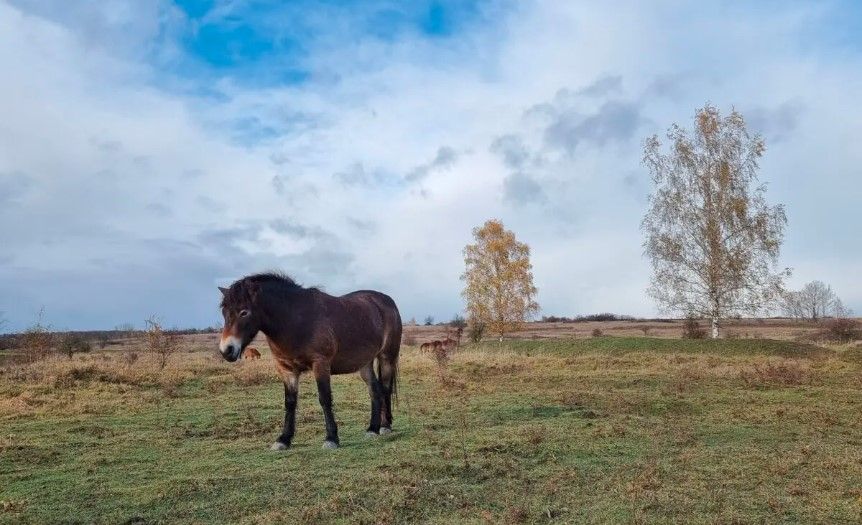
[243,347,261,360]
[218,272,402,450]
[420,340,443,354]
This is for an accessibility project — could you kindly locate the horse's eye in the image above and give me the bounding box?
[239,309,251,318]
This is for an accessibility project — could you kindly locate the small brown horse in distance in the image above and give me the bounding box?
[243,347,261,359]
[218,272,402,450]
[420,340,443,353]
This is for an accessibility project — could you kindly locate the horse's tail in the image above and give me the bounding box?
[382,312,401,406]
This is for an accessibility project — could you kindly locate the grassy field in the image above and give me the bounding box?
[1,337,861,523]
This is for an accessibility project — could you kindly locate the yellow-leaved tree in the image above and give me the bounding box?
[461,219,539,342]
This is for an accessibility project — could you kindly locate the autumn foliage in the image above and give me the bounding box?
[461,219,539,341]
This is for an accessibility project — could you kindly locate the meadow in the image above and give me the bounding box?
[1,333,861,524]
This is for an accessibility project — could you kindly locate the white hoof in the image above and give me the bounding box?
[270,441,288,451]
[379,427,392,435]
[365,431,379,438]
[322,440,339,449]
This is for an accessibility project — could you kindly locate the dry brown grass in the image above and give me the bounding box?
[0,346,282,418]
[2,334,861,523]
[740,359,811,387]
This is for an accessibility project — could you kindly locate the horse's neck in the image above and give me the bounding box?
[258,294,299,345]
[258,288,320,351]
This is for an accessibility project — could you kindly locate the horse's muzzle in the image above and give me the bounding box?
[219,336,242,362]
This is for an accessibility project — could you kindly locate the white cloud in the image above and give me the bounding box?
[0,1,860,330]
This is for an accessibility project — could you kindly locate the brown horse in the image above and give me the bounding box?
[218,272,402,450]
[420,340,443,354]
[243,347,261,359]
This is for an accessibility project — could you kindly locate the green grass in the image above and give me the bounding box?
[1,338,861,523]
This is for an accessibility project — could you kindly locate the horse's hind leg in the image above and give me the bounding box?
[377,351,398,433]
[359,362,383,435]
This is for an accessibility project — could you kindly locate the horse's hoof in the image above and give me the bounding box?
[365,431,379,438]
[379,427,392,435]
[270,441,288,451]
[322,440,339,450]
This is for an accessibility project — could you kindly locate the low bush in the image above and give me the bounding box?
[682,317,707,339]
[467,321,485,343]
[740,360,809,387]
[58,334,92,359]
[144,317,180,369]
[20,322,55,362]
[819,318,860,343]
[449,314,467,330]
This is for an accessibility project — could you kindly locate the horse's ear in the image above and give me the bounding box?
[218,286,228,296]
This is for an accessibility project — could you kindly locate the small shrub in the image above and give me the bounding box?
[640,327,650,336]
[467,321,485,343]
[123,351,139,367]
[402,332,417,346]
[591,328,603,338]
[820,318,860,342]
[144,316,180,369]
[20,310,55,362]
[682,316,707,339]
[449,314,467,330]
[58,334,92,359]
[741,361,808,387]
[423,316,434,326]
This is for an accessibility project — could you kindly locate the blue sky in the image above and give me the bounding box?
[0,0,860,331]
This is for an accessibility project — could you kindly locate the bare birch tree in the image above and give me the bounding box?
[783,280,848,321]
[642,104,789,338]
[461,219,539,341]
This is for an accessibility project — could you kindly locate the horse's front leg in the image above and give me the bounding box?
[313,361,340,449]
[271,371,299,451]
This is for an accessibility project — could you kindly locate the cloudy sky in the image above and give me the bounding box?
[0,0,860,331]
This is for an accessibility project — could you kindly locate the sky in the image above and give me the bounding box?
[0,0,860,331]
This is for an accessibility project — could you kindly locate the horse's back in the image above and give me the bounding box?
[339,290,400,329]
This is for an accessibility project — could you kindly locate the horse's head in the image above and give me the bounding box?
[218,282,262,362]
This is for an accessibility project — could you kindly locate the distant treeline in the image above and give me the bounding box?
[0,327,220,351]
[541,313,675,323]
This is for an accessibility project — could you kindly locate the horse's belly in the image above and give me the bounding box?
[330,344,380,375]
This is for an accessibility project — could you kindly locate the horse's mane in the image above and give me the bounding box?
[244,272,301,288]
[221,272,314,308]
